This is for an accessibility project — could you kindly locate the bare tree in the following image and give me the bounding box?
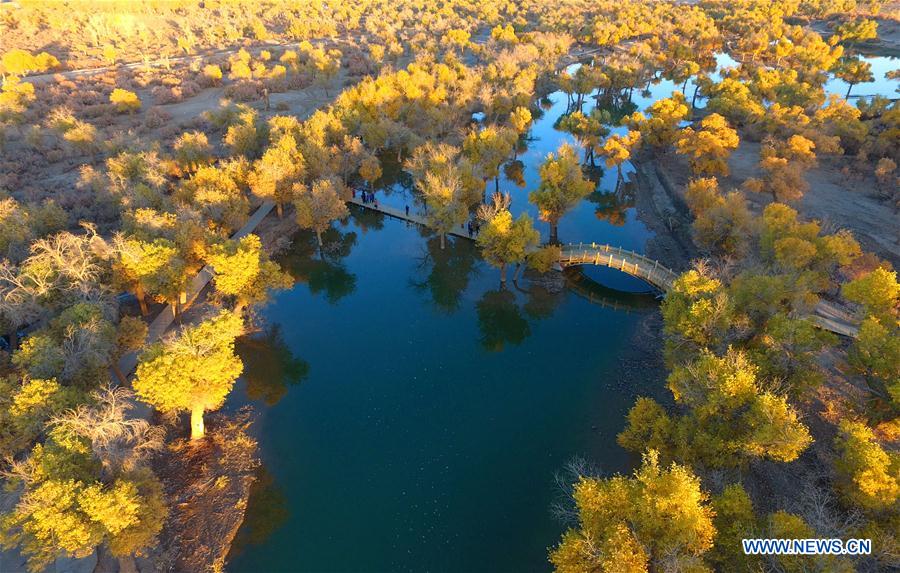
[52,387,165,478]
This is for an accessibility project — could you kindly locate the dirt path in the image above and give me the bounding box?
[724,141,900,268]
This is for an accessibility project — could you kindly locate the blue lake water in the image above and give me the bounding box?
[225,50,896,572]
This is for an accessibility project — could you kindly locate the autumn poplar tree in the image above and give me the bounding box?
[529,144,593,242]
[112,236,187,316]
[833,420,900,511]
[251,134,306,218]
[676,113,740,177]
[133,312,244,440]
[418,170,468,250]
[550,450,715,572]
[463,125,517,193]
[293,177,349,247]
[745,135,817,203]
[207,234,292,312]
[0,388,166,573]
[476,193,540,283]
[598,131,641,186]
[558,110,607,166]
[624,92,691,150]
[834,57,874,99]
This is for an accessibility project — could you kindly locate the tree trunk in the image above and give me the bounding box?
[500,263,507,283]
[550,222,559,244]
[136,284,149,316]
[513,263,523,282]
[845,83,853,100]
[440,232,446,250]
[691,84,700,109]
[682,78,689,94]
[118,555,138,573]
[112,362,127,385]
[494,175,500,193]
[176,290,186,316]
[276,201,284,219]
[315,229,323,247]
[190,404,205,440]
[7,328,17,352]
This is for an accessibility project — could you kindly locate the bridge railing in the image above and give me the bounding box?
[558,243,679,285]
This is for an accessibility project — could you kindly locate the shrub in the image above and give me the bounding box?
[202,64,223,87]
[109,88,141,113]
[144,107,171,129]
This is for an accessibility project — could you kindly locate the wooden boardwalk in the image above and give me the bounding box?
[344,198,860,337]
[558,243,679,291]
[347,195,475,238]
[116,201,276,376]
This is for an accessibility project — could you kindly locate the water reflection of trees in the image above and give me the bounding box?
[345,205,384,234]
[227,466,290,559]
[279,227,358,304]
[237,325,309,406]
[519,283,565,320]
[504,160,526,188]
[589,181,636,227]
[411,236,479,314]
[593,96,637,125]
[476,287,531,352]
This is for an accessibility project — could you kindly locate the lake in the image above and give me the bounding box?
[225,51,896,572]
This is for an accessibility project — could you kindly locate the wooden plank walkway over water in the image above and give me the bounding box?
[116,201,276,376]
[559,243,680,291]
[347,195,474,238]
[345,197,860,337]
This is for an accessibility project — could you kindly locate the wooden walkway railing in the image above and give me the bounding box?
[346,196,861,337]
[558,243,679,291]
[347,195,474,238]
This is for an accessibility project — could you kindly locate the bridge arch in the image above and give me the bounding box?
[558,243,678,292]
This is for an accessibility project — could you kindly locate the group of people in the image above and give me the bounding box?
[356,189,378,208]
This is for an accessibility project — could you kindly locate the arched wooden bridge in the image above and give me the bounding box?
[558,243,679,291]
[558,242,858,337]
[347,197,860,338]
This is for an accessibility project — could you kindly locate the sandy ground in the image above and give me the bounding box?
[724,141,900,268]
[655,141,900,269]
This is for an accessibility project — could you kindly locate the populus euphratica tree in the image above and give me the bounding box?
[476,192,539,283]
[529,144,593,242]
[549,450,716,573]
[675,113,740,177]
[293,177,350,247]
[133,312,244,440]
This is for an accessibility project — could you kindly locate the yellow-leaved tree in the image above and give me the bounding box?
[549,450,716,572]
[676,113,740,176]
[207,234,292,312]
[134,312,244,440]
[834,420,900,511]
[293,177,349,247]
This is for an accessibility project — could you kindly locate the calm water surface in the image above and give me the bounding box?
[226,52,896,572]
